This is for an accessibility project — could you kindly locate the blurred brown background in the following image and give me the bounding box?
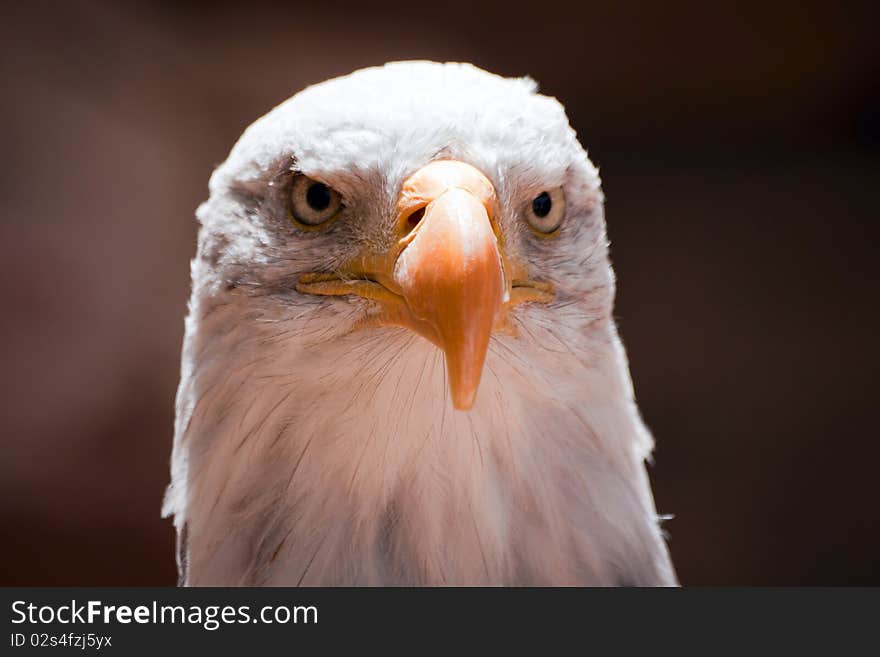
[1,0,877,585]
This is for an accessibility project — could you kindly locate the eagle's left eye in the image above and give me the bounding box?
[289,174,342,227]
[525,187,566,235]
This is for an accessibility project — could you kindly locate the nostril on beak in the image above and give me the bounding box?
[405,206,426,232]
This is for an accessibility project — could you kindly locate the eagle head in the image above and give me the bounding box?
[164,61,676,586]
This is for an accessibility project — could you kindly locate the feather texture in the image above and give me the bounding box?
[164,61,677,586]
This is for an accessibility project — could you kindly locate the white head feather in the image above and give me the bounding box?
[164,61,677,586]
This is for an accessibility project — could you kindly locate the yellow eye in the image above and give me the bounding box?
[525,187,566,234]
[289,174,342,227]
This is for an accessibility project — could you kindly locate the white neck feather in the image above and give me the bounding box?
[165,293,676,586]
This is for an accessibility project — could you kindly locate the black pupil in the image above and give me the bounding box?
[306,183,331,211]
[532,192,552,218]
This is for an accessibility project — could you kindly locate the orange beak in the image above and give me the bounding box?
[297,160,551,410]
[392,165,504,409]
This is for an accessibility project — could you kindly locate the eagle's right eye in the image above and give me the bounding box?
[289,174,343,228]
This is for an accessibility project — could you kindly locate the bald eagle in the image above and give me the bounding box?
[163,61,677,586]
